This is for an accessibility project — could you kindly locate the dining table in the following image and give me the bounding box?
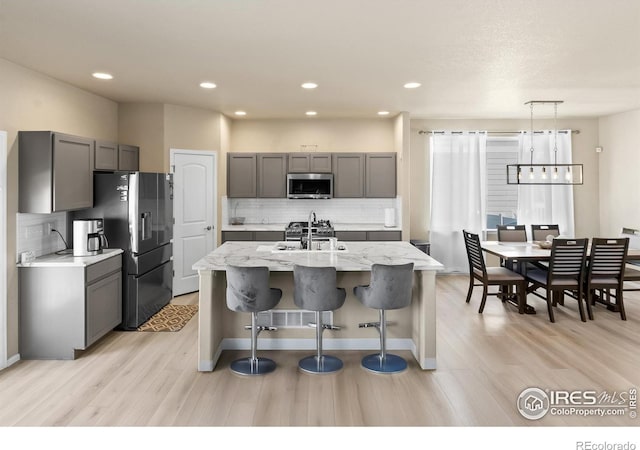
[480,240,640,314]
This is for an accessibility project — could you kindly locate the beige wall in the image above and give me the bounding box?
[0,58,118,359]
[118,103,165,172]
[230,118,395,153]
[409,117,601,240]
[598,108,640,236]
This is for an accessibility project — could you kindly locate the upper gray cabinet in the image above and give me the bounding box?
[332,153,364,198]
[228,153,257,197]
[365,153,396,198]
[118,144,139,171]
[288,153,332,173]
[95,141,139,171]
[95,140,118,171]
[19,131,94,213]
[257,153,287,198]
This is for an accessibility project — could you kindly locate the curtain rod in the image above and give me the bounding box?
[417,130,580,135]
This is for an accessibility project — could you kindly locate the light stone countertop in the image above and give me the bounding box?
[220,223,401,232]
[17,248,124,268]
[193,241,442,272]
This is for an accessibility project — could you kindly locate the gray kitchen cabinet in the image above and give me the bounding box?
[333,153,364,197]
[19,131,94,213]
[118,144,140,171]
[335,230,401,241]
[18,253,122,360]
[95,140,119,171]
[288,153,332,173]
[228,153,257,198]
[335,231,367,241]
[254,231,285,241]
[221,231,255,243]
[365,153,397,198]
[258,153,287,198]
[367,230,402,241]
[221,231,285,243]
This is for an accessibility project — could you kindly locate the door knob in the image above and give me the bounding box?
[205,226,212,231]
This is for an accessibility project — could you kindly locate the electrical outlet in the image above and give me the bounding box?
[45,222,55,235]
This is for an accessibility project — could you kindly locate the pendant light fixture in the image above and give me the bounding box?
[506,100,583,185]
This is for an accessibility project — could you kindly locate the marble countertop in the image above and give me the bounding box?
[17,248,124,268]
[193,241,442,272]
[220,223,401,232]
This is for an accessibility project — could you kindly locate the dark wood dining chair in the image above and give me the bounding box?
[462,230,527,314]
[525,238,589,322]
[497,224,528,242]
[585,238,629,320]
[620,228,640,293]
[531,224,560,241]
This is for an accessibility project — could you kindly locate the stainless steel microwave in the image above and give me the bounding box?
[287,173,333,199]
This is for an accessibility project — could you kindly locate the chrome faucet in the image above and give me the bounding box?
[308,210,316,251]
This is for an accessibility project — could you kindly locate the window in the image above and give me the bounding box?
[485,136,519,229]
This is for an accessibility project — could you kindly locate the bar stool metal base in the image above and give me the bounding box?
[361,353,407,374]
[298,355,343,374]
[230,357,276,375]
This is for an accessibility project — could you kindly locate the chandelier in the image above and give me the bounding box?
[506,100,583,185]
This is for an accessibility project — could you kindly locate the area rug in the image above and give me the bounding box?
[137,304,198,332]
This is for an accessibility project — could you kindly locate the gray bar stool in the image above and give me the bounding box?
[354,263,414,373]
[226,265,282,375]
[293,265,346,374]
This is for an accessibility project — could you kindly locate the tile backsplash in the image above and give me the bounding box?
[16,212,68,261]
[222,196,402,226]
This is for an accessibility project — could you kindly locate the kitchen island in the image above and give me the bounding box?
[193,241,443,371]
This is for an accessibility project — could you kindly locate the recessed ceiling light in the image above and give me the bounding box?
[305,111,317,116]
[404,82,421,89]
[378,111,390,116]
[200,81,217,89]
[235,111,247,116]
[301,82,318,89]
[92,72,113,80]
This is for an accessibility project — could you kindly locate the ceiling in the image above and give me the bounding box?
[1,0,639,119]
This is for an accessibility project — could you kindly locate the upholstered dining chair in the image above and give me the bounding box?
[525,238,589,322]
[462,230,527,314]
[585,238,629,320]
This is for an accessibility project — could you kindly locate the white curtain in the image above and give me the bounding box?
[517,131,575,237]
[430,132,487,272]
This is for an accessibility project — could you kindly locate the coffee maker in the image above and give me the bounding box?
[73,219,107,256]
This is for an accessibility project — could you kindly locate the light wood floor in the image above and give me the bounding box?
[1,275,639,426]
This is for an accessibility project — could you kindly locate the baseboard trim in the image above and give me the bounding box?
[3,353,20,369]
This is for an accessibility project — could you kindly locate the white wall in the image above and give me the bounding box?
[598,108,640,236]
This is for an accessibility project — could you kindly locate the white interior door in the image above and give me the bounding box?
[171,149,217,296]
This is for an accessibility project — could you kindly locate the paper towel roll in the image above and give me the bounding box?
[384,208,396,227]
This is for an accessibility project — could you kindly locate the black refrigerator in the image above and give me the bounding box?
[73,172,173,329]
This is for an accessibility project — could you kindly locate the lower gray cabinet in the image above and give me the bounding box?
[222,231,285,243]
[335,231,367,241]
[18,253,122,360]
[335,230,401,241]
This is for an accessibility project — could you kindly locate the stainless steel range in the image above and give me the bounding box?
[285,219,335,243]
